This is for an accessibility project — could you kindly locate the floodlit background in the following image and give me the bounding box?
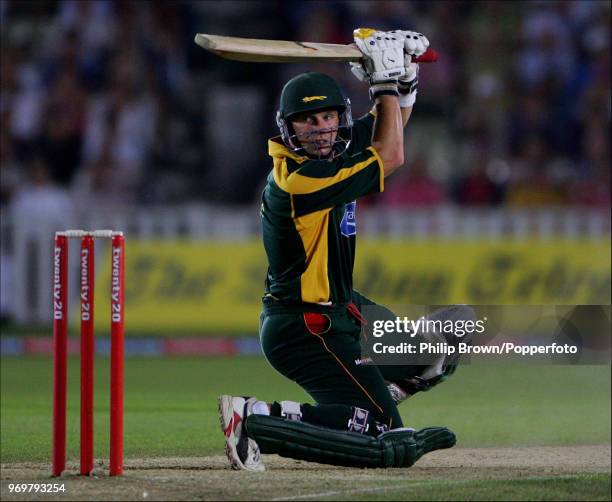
[0,0,609,334]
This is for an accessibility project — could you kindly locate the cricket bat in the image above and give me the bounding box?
[194,34,439,63]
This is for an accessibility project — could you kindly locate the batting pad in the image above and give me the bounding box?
[244,415,456,468]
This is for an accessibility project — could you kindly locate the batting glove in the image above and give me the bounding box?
[396,30,429,57]
[393,30,428,108]
[398,61,419,108]
[350,60,400,102]
[353,28,405,79]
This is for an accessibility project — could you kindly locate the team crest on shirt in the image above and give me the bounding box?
[340,201,357,237]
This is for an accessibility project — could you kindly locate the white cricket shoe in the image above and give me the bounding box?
[218,395,265,472]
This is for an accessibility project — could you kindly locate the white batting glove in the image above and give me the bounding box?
[394,30,428,108]
[397,30,429,57]
[398,61,419,108]
[349,61,368,82]
[353,28,406,84]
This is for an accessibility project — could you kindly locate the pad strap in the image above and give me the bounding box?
[347,407,370,434]
[279,401,302,421]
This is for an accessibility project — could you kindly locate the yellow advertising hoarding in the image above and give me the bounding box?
[92,239,611,334]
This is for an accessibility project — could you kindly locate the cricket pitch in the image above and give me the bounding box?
[2,445,610,501]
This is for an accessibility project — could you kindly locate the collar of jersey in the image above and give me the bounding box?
[268,137,309,164]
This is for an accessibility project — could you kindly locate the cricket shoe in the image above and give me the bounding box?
[388,305,476,404]
[218,395,265,472]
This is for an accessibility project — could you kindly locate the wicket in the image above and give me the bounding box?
[52,230,125,477]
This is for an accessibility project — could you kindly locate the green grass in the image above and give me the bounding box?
[1,357,610,463]
[406,363,611,447]
[357,474,612,501]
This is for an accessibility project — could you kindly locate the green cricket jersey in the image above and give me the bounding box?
[261,113,384,304]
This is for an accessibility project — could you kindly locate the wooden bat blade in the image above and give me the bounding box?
[194,34,364,62]
[194,34,439,64]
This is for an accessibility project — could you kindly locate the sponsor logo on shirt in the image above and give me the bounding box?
[340,201,357,237]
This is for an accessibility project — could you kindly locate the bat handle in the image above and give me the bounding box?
[413,48,439,63]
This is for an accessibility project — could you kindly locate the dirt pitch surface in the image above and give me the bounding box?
[1,445,610,501]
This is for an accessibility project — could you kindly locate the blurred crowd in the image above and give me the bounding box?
[1,0,610,210]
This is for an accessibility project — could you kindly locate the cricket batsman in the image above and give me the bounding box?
[219,29,475,471]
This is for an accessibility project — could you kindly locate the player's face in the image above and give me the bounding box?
[291,110,340,157]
